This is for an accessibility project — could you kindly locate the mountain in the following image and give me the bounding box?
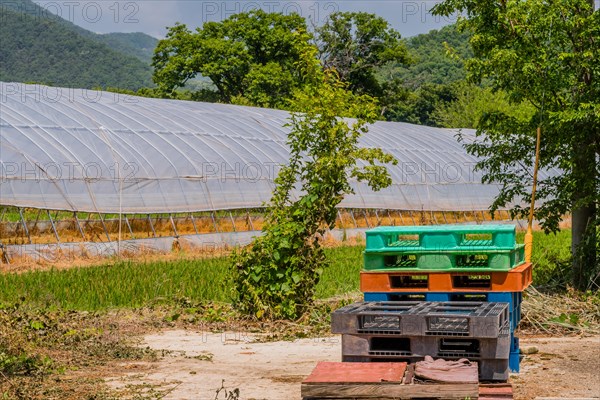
[0,0,155,89]
[1,0,158,63]
[95,32,158,64]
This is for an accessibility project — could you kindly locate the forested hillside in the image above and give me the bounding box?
[1,0,158,62]
[96,32,158,64]
[0,1,504,129]
[390,24,472,88]
[375,24,473,125]
[0,0,154,89]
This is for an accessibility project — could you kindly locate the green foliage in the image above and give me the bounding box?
[433,0,599,288]
[516,230,572,289]
[0,246,362,310]
[152,10,309,107]
[385,82,460,126]
[377,24,473,125]
[433,83,536,128]
[0,1,153,90]
[231,47,396,320]
[0,299,161,398]
[315,12,409,98]
[381,24,472,90]
[0,302,54,379]
[0,258,232,309]
[0,350,52,377]
[380,24,534,128]
[0,231,576,309]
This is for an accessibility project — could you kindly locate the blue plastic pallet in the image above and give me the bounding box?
[511,335,519,352]
[363,292,522,332]
[509,350,520,372]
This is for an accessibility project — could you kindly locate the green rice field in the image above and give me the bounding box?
[0,230,572,311]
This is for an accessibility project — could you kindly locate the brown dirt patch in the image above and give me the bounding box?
[514,335,600,399]
[105,330,600,400]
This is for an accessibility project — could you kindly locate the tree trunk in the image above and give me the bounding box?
[571,0,597,291]
[572,204,597,290]
[571,128,598,291]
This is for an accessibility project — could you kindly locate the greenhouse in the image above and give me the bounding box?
[0,82,557,262]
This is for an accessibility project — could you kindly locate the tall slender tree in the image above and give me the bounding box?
[433,0,599,289]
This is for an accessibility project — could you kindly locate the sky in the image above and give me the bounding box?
[31,0,460,39]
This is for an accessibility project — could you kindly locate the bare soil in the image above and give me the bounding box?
[105,330,600,400]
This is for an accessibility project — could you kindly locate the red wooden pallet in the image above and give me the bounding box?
[480,383,514,399]
[301,361,480,399]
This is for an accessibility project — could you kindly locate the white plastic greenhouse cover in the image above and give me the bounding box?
[0,82,553,214]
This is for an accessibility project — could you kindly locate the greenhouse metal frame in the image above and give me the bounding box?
[0,82,554,263]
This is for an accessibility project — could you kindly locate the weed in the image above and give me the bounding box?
[214,380,240,400]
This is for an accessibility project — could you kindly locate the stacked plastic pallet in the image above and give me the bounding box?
[333,224,531,381]
[332,301,512,381]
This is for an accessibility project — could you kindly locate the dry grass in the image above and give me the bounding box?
[0,296,352,399]
[2,208,536,246]
[1,242,235,274]
[1,233,367,273]
[520,286,600,335]
[2,208,567,271]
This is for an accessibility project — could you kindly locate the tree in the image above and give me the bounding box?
[433,0,599,289]
[384,82,460,126]
[379,24,473,90]
[231,44,396,319]
[152,10,308,107]
[433,83,536,129]
[315,12,409,98]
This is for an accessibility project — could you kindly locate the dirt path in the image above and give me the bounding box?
[106,330,600,400]
[107,330,341,399]
[514,336,600,399]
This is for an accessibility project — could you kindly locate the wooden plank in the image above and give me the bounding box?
[480,397,512,400]
[403,364,415,384]
[480,383,513,399]
[301,382,479,399]
[303,362,406,384]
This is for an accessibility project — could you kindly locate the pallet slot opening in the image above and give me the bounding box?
[452,274,492,289]
[427,316,470,333]
[359,315,402,331]
[384,254,417,268]
[391,234,419,247]
[439,338,480,354]
[389,294,426,301]
[370,358,411,363]
[456,254,489,268]
[462,233,493,246]
[450,294,489,302]
[370,337,411,352]
[389,275,428,289]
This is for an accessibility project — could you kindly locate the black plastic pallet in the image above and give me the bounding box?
[342,352,509,382]
[332,301,510,338]
[341,331,511,361]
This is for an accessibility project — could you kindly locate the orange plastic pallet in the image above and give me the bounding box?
[360,262,532,293]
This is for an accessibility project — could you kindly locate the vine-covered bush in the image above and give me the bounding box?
[231,43,397,319]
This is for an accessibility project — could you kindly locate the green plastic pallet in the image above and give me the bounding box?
[365,224,517,252]
[363,244,525,271]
